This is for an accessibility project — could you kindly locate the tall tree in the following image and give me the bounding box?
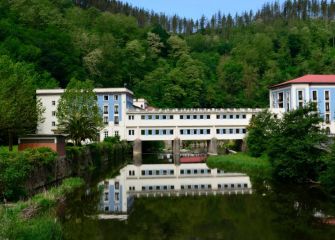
[0,56,45,151]
[56,78,103,145]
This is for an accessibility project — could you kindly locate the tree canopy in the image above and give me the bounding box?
[56,78,103,145]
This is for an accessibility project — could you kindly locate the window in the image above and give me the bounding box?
[104,116,108,125]
[170,170,174,175]
[114,105,119,114]
[242,129,246,134]
[236,129,240,134]
[216,115,220,119]
[208,169,211,174]
[115,182,119,190]
[156,170,160,175]
[155,130,159,135]
[141,170,145,175]
[278,92,284,108]
[326,114,330,124]
[105,206,109,212]
[52,100,56,106]
[169,115,173,119]
[148,130,152,135]
[104,131,108,138]
[171,185,174,190]
[163,115,167,119]
[297,90,304,108]
[180,170,184,174]
[148,170,152,175]
[207,129,210,134]
[325,91,330,101]
[52,121,56,127]
[312,90,317,101]
[170,130,174,135]
[104,106,108,114]
[141,130,145,135]
[200,115,204,119]
[222,129,226,134]
[52,111,56,116]
[326,102,330,112]
[236,115,240,119]
[187,170,191,174]
[200,129,204,134]
[242,115,246,119]
[187,129,191,134]
[128,130,135,135]
[104,95,108,101]
[244,184,248,188]
[286,92,290,111]
[141,115,145,120]
[180,129,184,135]
[187,115,190,119]
[115,131,119,136]
[230,115,233,119]
[223,115,227,119]
[229,129,233,134]
[206,115,210,119]
[155,115,159,120]
[163,130,167,135]
[216,129,220,134]
[193,115,197,119]
[114,116,119,125]
[180,115,184,119]
[114,95,119,101]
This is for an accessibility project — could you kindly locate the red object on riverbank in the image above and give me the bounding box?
[180,156,207,163]
[324,218,335,225]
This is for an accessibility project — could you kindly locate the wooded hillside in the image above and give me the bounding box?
[1,0,335,109]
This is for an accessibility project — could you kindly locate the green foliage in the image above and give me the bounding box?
[103,136,120,144]
[267,104,328,183]
[56,78,103,145]
[0,55,46,150]
[320,143,335,194]
[247,110,277,157]
[0,177,84,240]
[247,104,328,183]
[207,153,272,182]
[0,147,57,201]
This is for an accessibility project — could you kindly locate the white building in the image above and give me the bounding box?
[99,163,252,213]
[269,75,335,134]
[36,90,263,143]
[36,88,134,140]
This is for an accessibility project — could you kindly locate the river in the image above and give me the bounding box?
[61,158,335,240]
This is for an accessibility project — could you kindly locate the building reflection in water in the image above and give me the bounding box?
[99,163,252,214]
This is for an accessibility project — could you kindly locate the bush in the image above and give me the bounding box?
[0,148,58,201]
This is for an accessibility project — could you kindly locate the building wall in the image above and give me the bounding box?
[270,84,335,133]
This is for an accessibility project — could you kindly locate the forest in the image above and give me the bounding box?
[1,0,335,111]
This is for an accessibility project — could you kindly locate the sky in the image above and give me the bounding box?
[119,0,285,19]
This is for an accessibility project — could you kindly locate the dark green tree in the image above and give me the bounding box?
[56,78,103,145]
[268,104,328,183]
[0,56,45,151]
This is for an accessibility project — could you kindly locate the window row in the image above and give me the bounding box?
[103,116,119,125]
[141,129,174,136]
[180,169,211,175]
[216,128,247,134]
[142,185,175,191]
[216,114,246,119]
[103,105,119,115]
[180,129,211,135]
[218,183,249,189]
[141,169,174,176]
[180,115,210,120]
[181,184,212,190]
[141,115,174,120]
[103,95,119,101]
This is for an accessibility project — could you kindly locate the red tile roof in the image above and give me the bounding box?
[270,75,335,89]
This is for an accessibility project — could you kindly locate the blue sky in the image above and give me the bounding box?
[119,0,285,19]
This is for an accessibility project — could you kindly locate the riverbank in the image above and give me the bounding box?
[207,153,272,182]
[0,177,84,240]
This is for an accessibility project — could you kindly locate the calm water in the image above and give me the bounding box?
[61,161,335,240]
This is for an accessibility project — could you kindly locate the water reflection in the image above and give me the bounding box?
[99,163,251,214]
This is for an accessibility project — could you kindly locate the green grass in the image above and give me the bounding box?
[0,177,84,240]
[207,153,272,182]
[0,145,18,153]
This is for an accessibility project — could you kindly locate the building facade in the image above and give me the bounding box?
[269,75,335,134]
[100,163,252,213]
